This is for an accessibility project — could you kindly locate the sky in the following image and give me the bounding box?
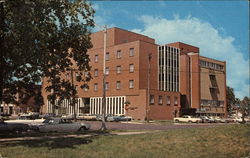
[90,0,249,99]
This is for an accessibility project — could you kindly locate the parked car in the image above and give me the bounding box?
[200,116,210,123]
[106,115,116,122]
[211,116,222,123]
[174,115,202,123]
[0,120,29,134]
[5,114,45,126]
[38,118,90,133]
[114,115,133,122]
[79,114,97,121]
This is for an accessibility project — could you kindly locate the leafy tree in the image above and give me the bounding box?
[0,0,95,120]
[226,86,236,115]
[239,96,250,124]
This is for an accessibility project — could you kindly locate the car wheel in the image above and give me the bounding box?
[13,128,24,134]
[79,126,87,132]
[188,120,192,123]
[196,120,199,123]
[175,119,179,123]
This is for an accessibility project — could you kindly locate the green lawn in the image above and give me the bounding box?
[0,124,249,158]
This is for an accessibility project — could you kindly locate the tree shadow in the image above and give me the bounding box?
[0,131,110,149]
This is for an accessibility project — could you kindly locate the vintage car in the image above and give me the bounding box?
[174,115,202,123]
[38,117,90,133]
[0,120,29,134]
[106,115,132,122]
[5,113,45,126]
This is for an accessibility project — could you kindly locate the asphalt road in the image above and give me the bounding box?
[84,121,227,131]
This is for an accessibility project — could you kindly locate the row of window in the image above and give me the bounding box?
[93,80,134,91]
[150,95,178,106]
[200,99,224,107]
[200,60,224,71]
[94,64,135,76]
[94,48,135,62]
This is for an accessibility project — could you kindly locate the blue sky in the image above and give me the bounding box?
[90,0,249,99]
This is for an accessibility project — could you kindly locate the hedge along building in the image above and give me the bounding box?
[41,27,227,120]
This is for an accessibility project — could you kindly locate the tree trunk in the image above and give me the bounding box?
[0,2,5,105]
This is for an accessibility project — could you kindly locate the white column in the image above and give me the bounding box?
[106,97,108,114]
[108,97,111,115]
[111,98,114,114]
[94,98,97,114]
[100,98,102,114]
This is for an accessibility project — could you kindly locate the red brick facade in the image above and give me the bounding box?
[41,27,227,120]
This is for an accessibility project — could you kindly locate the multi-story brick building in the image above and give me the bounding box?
[41,27,227,120]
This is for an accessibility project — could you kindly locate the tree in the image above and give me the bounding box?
[0,0,95,119]
[226,86,236,115]
[239,96,250,124]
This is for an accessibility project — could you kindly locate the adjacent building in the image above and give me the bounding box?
[41,27,227,120]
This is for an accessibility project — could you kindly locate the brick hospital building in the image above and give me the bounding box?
[42,27,227,120]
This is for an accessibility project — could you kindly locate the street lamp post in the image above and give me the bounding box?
[100,25,107,131]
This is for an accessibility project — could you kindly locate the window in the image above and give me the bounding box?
[129,64,134,73]
[84,71,90,78]
[94,83,98,91]
[105,67,109,75]
[129,48,134,57]
[116,81,121,90]
[95,55,99,62]
[84,87,88,92]
[66,73,69,79]
[116,50,121,59]
[166,96,170,105]
[105,52,109,61]
[129,80,134,89]
[174,96,178,105]
[116,66,121,74]
[150,95,154,105]
[94,69,98,77]
[158,96,163,105]
[105,82,109,90]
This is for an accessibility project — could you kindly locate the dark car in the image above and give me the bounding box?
[0,120,29,134]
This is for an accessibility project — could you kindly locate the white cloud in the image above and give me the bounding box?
[91,3,115,32]
[131,15,249,99]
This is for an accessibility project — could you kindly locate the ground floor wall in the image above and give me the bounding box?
[42,89,181,120]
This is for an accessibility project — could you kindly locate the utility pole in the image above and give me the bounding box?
[146,53,152,123]
[100,25,107,131]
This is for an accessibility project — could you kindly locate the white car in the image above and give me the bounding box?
[38,118,90,133]
[174,115,202,123]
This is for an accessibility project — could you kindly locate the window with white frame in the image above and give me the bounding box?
[158,96,163,105]
[105,67,109,75]
[116,81,121,90]
[129,64,134,73]
[94,83,98,91]
[105,82,109,90]
[174,96,178,105]
[116,66,121,74]
[129,80,134,89]
[166,96,170,105]
[129,48,134,57]
[150,95,154,105]
[105,52,109,61]
[94,69,98,77]
[95,55,99,62]
[116,50,121,59]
